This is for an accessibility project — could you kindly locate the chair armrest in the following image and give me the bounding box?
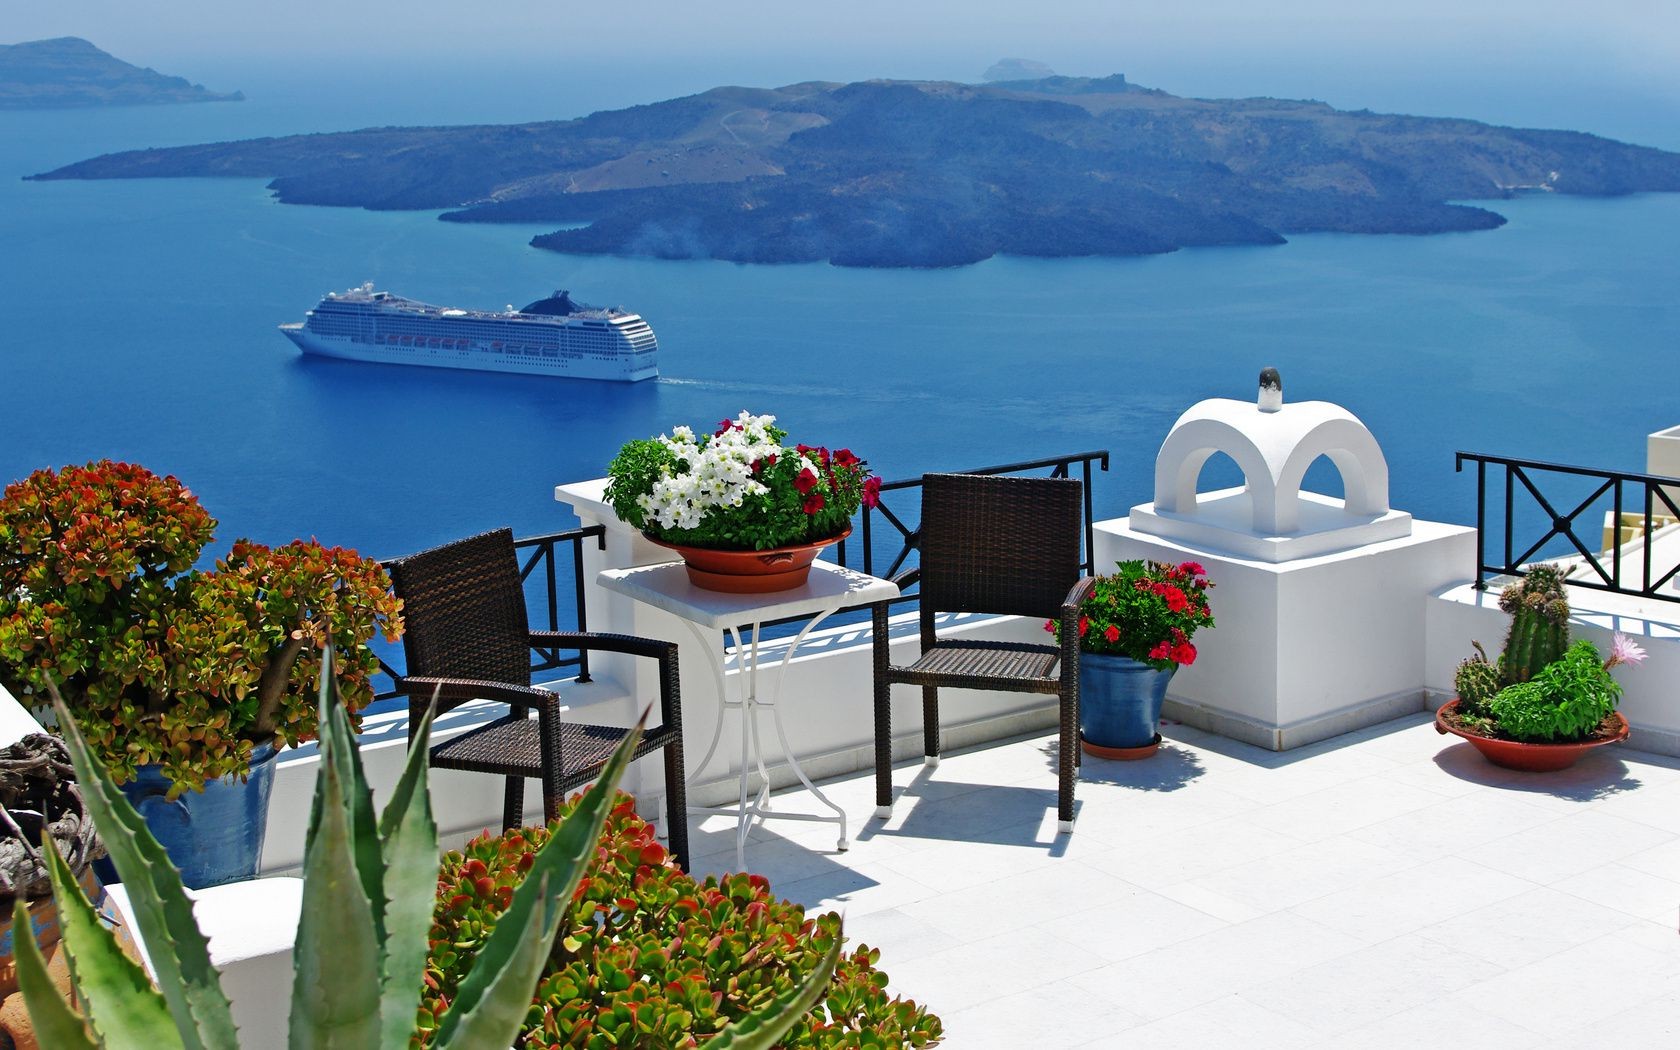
[527,632,681,731]
[528,630,675,662]
[396,676,557,710]
[1061,576,1094,618]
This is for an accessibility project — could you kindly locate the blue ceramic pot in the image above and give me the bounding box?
[113,743,278,889]
[1079,652,1175,750]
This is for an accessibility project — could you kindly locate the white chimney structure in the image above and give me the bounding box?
[1095,370,1476,750]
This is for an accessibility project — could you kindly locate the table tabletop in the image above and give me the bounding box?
[597,560,899,630]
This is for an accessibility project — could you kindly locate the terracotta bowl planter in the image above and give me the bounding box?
[647,528,850,594]
[1435,699,1630,772]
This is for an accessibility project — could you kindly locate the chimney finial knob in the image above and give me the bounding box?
[1258,367,1283,413]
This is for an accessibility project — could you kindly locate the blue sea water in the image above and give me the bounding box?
[3,66,1678,567]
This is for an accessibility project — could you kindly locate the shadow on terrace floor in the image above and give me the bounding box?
[1431,739,1653,802]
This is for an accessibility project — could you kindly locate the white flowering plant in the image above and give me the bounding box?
[605,411,881,551]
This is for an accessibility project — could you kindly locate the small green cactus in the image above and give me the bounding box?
[1498,564,1571,685]
[1454,641,1503,716]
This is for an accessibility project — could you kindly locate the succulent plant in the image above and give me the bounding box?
[1497,564,1571,685]
[1454,641,1503,717]
[15,658,839,1049]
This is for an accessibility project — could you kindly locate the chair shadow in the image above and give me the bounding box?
[1431,741,1645,802]
[854,763,1078,857]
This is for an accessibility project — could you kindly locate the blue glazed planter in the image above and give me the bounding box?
[1079,652,1175,752]
[113,743,278,889]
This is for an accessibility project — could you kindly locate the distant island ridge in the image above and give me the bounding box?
[27,71,1680,267]
[0,37,241,108]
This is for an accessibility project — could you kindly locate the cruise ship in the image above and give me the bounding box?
[279,284,659,381]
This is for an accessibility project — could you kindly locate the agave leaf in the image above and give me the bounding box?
[13,899,99,1050]
[432,714,646,1050]
[321,656,386,943]
[703,933,842,1050]
[288,683,383,1050]
[49,694,239,1050]
[375,698,439,1050]
[41,838,185,1049]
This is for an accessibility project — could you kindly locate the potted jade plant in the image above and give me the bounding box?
[605,410,880,593]
[1437,564,1643,771]
[0,461,401,887]
[1053,559,1214,759]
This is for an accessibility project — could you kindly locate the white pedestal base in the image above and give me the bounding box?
[1095,516,1475,751]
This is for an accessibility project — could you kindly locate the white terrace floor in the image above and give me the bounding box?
[683,714,1680,1049]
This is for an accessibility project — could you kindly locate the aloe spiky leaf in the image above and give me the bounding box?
[13,899,99,1050]
[288,674,383,1049]
[40,837,184,1049]
[375,697,439,1050]
[703,933,842,1050]
[432,714,646,1050]
[48,694,239,1050]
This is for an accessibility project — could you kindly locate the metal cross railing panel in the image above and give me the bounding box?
[1457,451,1680,603]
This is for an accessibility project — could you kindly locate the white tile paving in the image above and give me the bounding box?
[683,712,1680,1047]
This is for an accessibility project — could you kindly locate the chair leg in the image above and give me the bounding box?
[922,685,941,767]
[501,776,525,832]
[663,743,690,872]
[1058,688,1077,834]
[873,675,893,819]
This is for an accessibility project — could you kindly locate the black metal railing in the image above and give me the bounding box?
[1458,452,1680,603]
[373,525,606,701]
[760,449,1111,630]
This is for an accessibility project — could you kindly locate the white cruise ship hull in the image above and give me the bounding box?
[278,285,660,382]
[281,325,658,381]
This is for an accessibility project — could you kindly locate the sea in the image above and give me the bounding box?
[3,60,1679,573]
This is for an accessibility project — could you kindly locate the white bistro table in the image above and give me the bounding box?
[597,560,898,870]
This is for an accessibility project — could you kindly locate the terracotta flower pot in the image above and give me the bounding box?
[647,528,850,594]
[1435,699,1630,772]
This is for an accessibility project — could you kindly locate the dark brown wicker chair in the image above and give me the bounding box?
[871,473,1091,833]
[387,528,688,869]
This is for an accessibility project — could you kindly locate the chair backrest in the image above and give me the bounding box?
[387,527,533,691]
[918,473,1084,629]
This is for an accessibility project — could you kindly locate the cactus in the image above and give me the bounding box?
[1454,641,1503,716]
[1497,564,1571,685]
[15,657,838,1049]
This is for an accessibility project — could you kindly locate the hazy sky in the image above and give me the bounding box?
[8,1,1679,141]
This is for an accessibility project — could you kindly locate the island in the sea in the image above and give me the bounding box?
[0,37,242,109]
[28,73,1680,267]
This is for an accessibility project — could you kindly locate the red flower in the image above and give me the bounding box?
[793,468,819,494]
[1104,625,1120,643]
[1172,642,1198,666]
[1182,561,1206,577]
[802,491,825,514]
[715,418,741,436]
[862,475,882,508]
[1078,615,1089,637]
[832,448,860,468]
[1159,585,1188,613]
[1043,618,1057,633]
[1148,641,1170,660]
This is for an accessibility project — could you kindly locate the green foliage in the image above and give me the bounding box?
[1453,642,1503,718]
[417,799,942,1049]
[1488,639,1621,743]
[604,415,877,551]
[0,461,402,793]
[1058,560,1214,670]
[1497,565,1571,685]
[24,660,838,1048]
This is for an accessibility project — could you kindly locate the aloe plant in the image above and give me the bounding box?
[16,658,838,1048]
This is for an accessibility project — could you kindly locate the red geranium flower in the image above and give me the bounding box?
[862,475,882,508]
[1104,625,1120,643]
[1148,641,1170,660]
[1172,642,1197,665]
[1077,615,1089,637]
[1183,561,1206,577]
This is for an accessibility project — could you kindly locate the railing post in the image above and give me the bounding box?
[572,534,591,683]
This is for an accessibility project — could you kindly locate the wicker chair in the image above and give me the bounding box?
[872,473,1092,833]
[386,528,688,869]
